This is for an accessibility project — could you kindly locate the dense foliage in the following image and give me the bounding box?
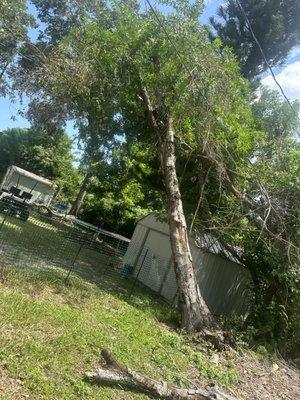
[81,141,164,236]
[0,0,299,349]
[0,0,34,93]
[210,0,300,79]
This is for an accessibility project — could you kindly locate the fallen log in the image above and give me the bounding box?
[85,348,238,400]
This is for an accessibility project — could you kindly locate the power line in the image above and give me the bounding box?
[235,0,300,122]
[143,0,252,171]
[144,0,241,170]
[143,0,300,178]
[144,0,209,103]
[145,0,300,125]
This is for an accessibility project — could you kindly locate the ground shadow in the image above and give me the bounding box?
[0,212,180,328]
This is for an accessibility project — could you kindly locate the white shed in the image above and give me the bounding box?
[124,214,251,315]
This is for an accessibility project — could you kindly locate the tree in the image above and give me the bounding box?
[32,0,261,332]
[112,2,260,332]
[178,87,300,349]
[0,125,80,202]
[210,0,300,79]
[253,86,300,141]
[32,0,108,44]
[0,0,34,93]
[18,0,298,341]
[17,1,119,216]
[81,140,164,236]
[245,89,300,347]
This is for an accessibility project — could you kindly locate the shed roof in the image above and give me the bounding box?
[137,213,243,265]
[193,231,242,264]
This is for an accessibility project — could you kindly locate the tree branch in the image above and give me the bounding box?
[85,348,238,400]
[0,60,11,82]
[139,86,160,139]
[189,167,212,235]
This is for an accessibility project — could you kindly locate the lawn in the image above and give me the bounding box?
[0,211,126,275]
[0,266,239,400]
[0,213,298,400]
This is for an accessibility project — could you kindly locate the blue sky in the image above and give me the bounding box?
[0,0,299,136]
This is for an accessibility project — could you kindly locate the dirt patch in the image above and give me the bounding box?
[220,351,299,400]
[0,368,29,399]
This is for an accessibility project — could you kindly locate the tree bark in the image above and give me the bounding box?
[139,86,218,333]
[162,116,217,332]
[70,173,90,216]
[85,348,238,400]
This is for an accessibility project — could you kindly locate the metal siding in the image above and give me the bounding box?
[133,231,171,293]
[143,230,171,258]
[160,264,177,301]
[123,218,252,315]
[192,244,251,315]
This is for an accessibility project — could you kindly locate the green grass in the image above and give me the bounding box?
[0,266,239,399]
[0,212,238,398]
[0,211,124,273]
[0,213,78,267]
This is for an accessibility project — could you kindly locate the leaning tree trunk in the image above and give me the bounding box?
[139,86,217,333]
[70,173,90,216]
[161,115,217,332]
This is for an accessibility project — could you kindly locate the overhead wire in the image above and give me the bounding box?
[143,0,300,176]
[145,0,299,124]
[142,0,295,228]
[144,0,210,103]
[143,0,247,172]
[143,0,259,229]
[235,0,300,122]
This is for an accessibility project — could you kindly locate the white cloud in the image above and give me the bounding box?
[287,46,300,61]
[261,61,300,101]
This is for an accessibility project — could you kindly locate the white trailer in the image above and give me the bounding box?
[0,166,56,221]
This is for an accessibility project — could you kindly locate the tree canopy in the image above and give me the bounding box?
[210,0,300,79]
[81,140,164,236]
[22,0,263,330]
[0,0,299,349]
[0,0,34,93]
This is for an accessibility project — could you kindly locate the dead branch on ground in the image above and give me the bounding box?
[85,348,238,400]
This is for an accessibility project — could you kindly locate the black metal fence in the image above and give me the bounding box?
[0,198,131,284]
[0,195,175,305]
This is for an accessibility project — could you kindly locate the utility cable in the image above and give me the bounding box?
[235,0,300,122]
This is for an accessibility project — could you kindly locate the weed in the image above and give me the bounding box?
[193,353,239,387]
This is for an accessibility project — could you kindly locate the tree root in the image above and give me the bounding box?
[85,348,238,400]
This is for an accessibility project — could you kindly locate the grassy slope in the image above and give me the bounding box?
[0,267,238,400]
